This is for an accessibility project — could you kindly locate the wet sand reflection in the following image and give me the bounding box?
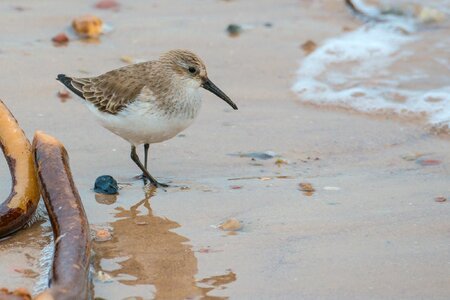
[93,188,235,299]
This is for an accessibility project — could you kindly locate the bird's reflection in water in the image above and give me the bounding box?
[93,187,236,299]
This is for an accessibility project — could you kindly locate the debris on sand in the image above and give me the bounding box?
[219,218,243,231]
[230,151,278,160]
[95,0,120,10]
[0,287,32,300]
[226,24,243,37]
[72,15,104,39]
[51,33,69,46]
[228,175,295,181]
[300,40,317,55]
[345,0,446,24]
[197,247,223,254]
[230,185,243,190]
[299,182,315,196]
[57,89,71,102]
[120,55,134,64]
[95,270,113,283]
[93,228,113,242]
[434,196,447,203]
[416,159,441,166]
[416,6,445,23]
[275,158,288,167]
[13,268,39,279]
[401,153,424,161]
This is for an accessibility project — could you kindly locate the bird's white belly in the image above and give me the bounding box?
[87,100,199,145]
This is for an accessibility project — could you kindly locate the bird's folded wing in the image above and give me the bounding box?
[71,67,147,114]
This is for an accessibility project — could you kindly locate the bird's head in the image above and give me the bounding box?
[159,49,238,110]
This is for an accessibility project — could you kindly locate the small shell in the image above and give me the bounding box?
[72,15,103,38]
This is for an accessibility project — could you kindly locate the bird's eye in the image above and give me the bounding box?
[188,67,197,74]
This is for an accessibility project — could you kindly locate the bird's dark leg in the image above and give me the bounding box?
[144,143,150,170]
[130,145,168,188]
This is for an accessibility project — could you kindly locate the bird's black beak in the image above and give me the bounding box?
[202,78,238,110]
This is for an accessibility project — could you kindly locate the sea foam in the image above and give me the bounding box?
[293,1,450,131]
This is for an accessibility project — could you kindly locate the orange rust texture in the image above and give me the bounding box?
[33,131,91,300]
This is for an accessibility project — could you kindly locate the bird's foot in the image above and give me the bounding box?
[133,174,146,180]
[153,181,169,188]
[134,174,169,188]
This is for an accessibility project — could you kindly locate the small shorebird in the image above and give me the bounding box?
[57,49,238,187]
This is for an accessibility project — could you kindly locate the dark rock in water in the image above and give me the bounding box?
[94,175,118,195]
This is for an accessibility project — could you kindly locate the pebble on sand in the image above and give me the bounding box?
[219,218,243,231]
[226,24,243,37]
[301,40,317,55]
[52,33,69,46]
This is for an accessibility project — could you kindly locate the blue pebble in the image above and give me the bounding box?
[94,175,118,195]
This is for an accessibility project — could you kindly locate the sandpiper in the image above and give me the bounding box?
[57,49,238,187]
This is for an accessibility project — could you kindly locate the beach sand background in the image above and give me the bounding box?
[0,0,449,299]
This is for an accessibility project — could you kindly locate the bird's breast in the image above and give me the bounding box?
[89,90,202,145]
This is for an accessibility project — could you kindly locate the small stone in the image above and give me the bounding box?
[219,218,243,231]
[226,24,243,37]
[52,33,69,46]
[57,89,71,102]
[94,175,118,194]
[301,40,317,55]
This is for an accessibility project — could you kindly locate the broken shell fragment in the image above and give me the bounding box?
[93,228,112,242]
[299,182,315,196]
[72,15,103,39]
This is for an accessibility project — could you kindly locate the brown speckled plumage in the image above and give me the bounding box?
[59,49,208,115]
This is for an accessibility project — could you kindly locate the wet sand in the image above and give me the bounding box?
[0,0,449,299]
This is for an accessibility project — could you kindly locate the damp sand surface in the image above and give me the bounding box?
[0,0,449,299]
